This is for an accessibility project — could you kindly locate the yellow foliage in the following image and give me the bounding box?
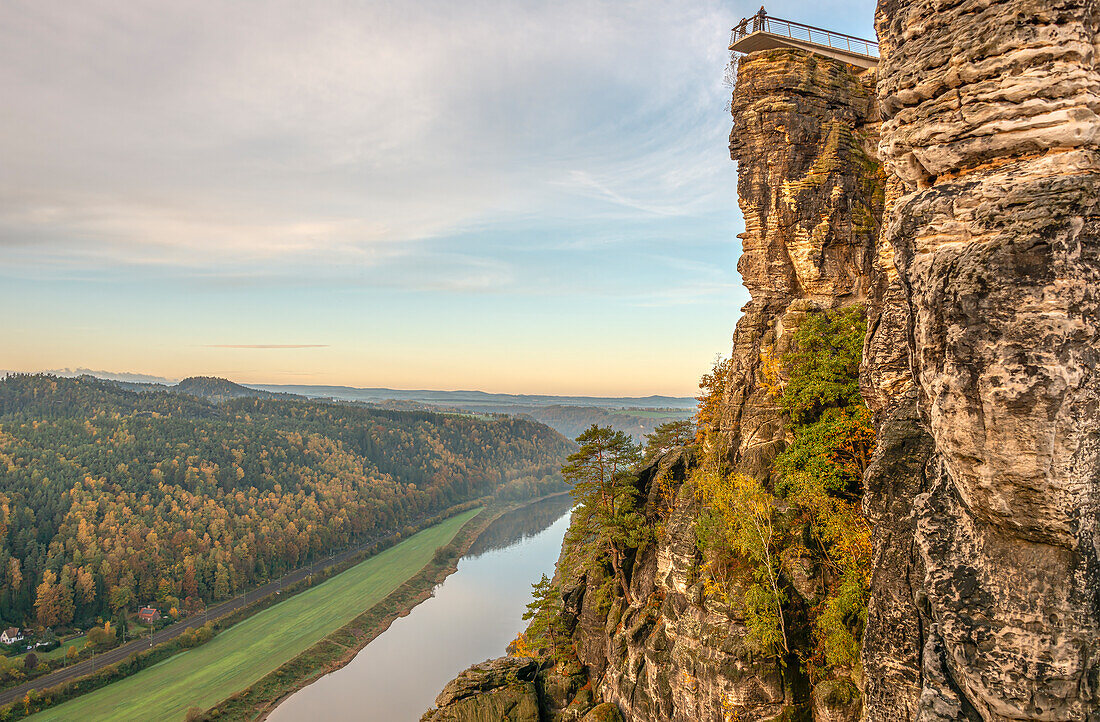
[695,356,734,444]
[652,470,679,539]
[694,469,788,655]
[758,346,784,399]
[510,632,534,658]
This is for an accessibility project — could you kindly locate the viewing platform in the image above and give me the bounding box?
[730,9,879,69]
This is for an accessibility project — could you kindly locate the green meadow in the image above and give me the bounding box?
[30,508,480,722]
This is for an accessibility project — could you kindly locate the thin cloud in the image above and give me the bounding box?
[204,344,329,349]
[0,0,877,394]
[0,0,736,278]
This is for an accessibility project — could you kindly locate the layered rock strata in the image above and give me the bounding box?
[717,48,883,478]
[862,0,1100,719]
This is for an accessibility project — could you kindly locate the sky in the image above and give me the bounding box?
[0,0,876,396]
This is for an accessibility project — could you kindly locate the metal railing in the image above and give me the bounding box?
[731,11,879,59]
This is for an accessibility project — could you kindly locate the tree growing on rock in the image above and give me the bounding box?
[696,470,788,656]
[694,306,874,671]
[643,420,695,461]
[563,425,647,605]
[772,306,874,672]
[521,574,571,662]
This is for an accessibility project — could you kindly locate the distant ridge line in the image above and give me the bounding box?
[244,383,697,409]
[1,370,696,410]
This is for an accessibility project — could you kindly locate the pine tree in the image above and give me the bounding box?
[522,574,568,660]
[563,425,647,604]
[643,419,695,460]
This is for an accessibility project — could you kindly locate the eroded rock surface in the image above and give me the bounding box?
[423,657,542,722]
[563,449,793,722]
[863,0,1100,719]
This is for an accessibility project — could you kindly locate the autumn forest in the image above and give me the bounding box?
[0,375,573,628]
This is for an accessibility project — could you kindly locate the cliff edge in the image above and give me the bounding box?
[426,3,1100,720]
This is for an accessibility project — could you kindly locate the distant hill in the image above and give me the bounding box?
[173,376,297,403]
[20,371,698,442]
[512,404,694,442]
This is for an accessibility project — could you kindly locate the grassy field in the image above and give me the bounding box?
[31,509,480,722]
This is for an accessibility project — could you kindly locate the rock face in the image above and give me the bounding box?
[862,0,1100,719]
[426,5,1100,722]
[717,48,882,480]
[563,448,797,722]
[424,657,542,722]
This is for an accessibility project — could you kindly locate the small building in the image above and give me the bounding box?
[138,606,161,624]
[1,627,23,645]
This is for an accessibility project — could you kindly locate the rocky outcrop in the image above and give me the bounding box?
[717,47,882,480]
[423,657,542,722]
[561,448,797,722]
[581,704,625,722]
[862,0,1100,719]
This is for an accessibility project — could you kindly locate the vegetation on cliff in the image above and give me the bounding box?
[695,306,873,680]
[561,426,648,605]
[519,574,569,664]
[641,420,694,462]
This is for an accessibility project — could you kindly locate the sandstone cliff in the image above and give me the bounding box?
[862,0,1100,719]
[427,4,1100,721]
[717,47,882,481]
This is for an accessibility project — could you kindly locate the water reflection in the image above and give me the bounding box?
[268,497,574,722]
[466,493,574,557]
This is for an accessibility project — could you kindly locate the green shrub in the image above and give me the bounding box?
[779,306,865,425]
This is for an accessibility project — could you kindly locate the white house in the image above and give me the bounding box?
[1,627,23,645]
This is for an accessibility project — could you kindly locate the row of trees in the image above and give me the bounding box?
[0,374,573,628]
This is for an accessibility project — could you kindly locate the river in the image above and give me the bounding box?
[267,494,575,722]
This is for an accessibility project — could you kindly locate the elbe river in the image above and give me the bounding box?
[268,494,574,721]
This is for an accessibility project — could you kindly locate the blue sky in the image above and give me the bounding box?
[0,0,876,396]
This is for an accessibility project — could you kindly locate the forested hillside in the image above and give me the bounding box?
[0,374,572,628]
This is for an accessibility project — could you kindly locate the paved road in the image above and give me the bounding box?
[0,519,428,707]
